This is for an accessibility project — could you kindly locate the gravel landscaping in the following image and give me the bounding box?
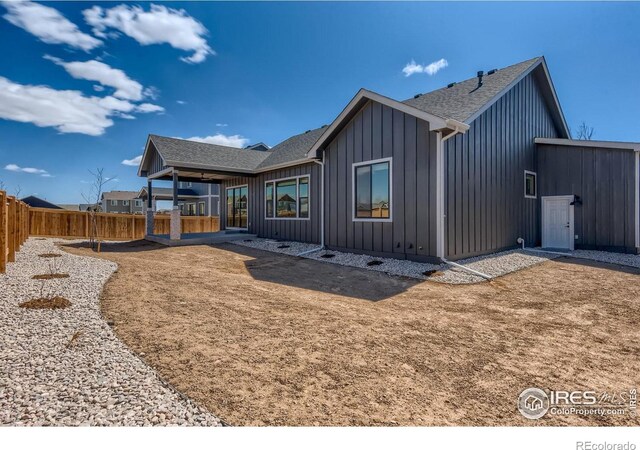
[233,238,561,283]
[0,238,220,426]
[234,238,640,283]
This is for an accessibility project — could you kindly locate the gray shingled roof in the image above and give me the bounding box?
[149,135,271,171]
[256,127,327,170]
[144,57,551,175]
[102,191,139,201]
[21,196,62,209]
[403,57,541,122]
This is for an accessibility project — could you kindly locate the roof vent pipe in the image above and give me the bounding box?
[477,70,484,87]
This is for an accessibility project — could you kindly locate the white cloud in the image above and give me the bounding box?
[182,133,249,148]
[83,4,214,63]
[121,155,142,166]
[5,163,50,177]
[44,55,145,101]
[216,123,228,127]
[93,84,105,92]
[2,1,101,51]
[0,76,164,136]
[176,100,186,105]
[135,103,164,113]
[402,58,448,77]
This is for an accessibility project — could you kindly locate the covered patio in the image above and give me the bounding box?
[137,134,267,241]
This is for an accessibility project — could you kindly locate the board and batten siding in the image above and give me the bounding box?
[444,72,560,260]
[322,100,440,262]
[538,144,638,253]
[146,142,165,176]
[221,162,321,243]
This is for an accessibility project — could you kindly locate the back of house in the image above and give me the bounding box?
[138,56,640,261]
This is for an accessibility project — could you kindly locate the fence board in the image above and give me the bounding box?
[28,208,219,240]
[0,192,6,272]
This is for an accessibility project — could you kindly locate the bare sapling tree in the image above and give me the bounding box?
[81,168,115,249]
[576,121,595,140]
[0,179,6,192]
[14,185,22,198]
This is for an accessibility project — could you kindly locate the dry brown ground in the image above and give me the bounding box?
[63,240,640,426]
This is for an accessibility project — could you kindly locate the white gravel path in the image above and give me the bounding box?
[0,238,220,426]
[233,238,640,284]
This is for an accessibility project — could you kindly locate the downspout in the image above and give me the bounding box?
[437,127,493,280]
[298,150,325,256]
[636,151,640,251]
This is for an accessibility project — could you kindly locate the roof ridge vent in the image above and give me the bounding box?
[447,82,456,88]
[413,93,422,99]
[487,68,498,75]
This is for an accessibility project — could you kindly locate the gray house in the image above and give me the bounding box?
[138,57,639,260]
[101,190,144,214]
[137,183,220,216]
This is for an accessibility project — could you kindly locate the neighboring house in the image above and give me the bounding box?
[138,56,640,260]
[101,191,144,214]
[245,142,271,152]
[177,181,220,216]
[57,204,81,211]
[137,184,220,216]
[21,196,62,209]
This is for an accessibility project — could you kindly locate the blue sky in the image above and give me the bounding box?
[0,1,639,203]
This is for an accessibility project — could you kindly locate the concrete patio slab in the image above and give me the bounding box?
[145,231,257,247]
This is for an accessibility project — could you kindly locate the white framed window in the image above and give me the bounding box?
[264,175,310,220]
[134,199,142,207]
[122,200,130,206]
[198,202,205,216]
[110,200,118,206]
[525,170,537,199]
[352,157,392,222]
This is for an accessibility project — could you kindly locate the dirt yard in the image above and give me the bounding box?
[63,241,640,426]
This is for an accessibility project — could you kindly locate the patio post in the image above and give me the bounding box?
[170,171,181,240]
[145,179,154,236]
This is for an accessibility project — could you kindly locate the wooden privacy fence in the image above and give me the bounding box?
[28,208,219,240]
[1,191,30,274]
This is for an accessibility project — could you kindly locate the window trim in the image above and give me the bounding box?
[134,199,142,207]
[352,157,393,222]
[524,170,537,199]
[198,201,206,216]
[110,199,118,206]
[122,200,130,206]
[264,174,311,221]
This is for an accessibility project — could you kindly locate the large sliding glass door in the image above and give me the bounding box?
[226,185,248,229]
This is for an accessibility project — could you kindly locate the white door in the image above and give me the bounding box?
[542,196,574,250]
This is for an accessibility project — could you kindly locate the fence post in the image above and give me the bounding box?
[0,191,6,273]
[7,197,15,263]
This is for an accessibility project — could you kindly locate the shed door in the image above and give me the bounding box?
[542,196,574,250]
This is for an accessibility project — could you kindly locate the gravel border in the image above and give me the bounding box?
[0,238,221,426]
[234,239,640,284]
[233,239,560,284]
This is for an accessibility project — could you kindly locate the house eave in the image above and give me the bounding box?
[305,88,468,159]
[535,137,640,152]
